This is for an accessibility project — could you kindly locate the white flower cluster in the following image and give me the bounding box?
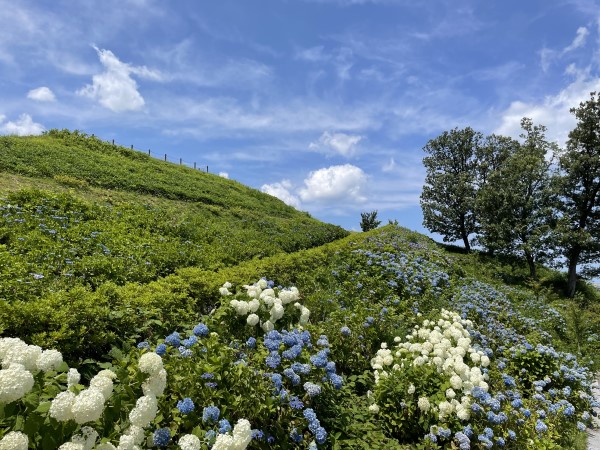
[178,434,201,450]
[60,426,99,450]
[370,309,489,422]
[0,337,66,404]
[222,280,310,331]
[50,369,115,424]
[212,419,253,450]
[0,431,28,450]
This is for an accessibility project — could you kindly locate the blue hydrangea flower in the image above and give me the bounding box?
[137,341,150,349]
[176,397,195,414]
[291,362,311,374]
[290,428,303,443]
[202,405,220,423]
[246,337,257,348]
[178,346,192,358]
[535,419,548,433]
[329,373,343,389]
[289,396,304,409]
[266,351,281,368]
[153,428,171,448]
[219,419,232,433]
[314,427,327,444]
[252,429,264,440]
[304,382,321,397]
[340,326,351,336]
[205,430,216,442]
[193,323,209,337]
[155,343,167,355]
[182,335,198,347]
[165,332,181,347]
[202,372,215,379]
[271,373,283,390]
[304,408,317,422]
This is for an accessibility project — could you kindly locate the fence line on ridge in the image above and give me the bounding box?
[92,134,210,173]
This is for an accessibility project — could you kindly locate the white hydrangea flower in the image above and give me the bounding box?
[212,434,233,450]
[50,390,76,421]
[245,285,262,299]
[235,301,250,316]
[261,320,275,332]
[36,349,63,372]
[299,307,310,325]
[0,338,24,361]
[0,363,35,403]
[219,287,231,296]
[231,418,252,449]
[246,314,259,327]
[142,369,167,397]
[269,304,285,322]
[3,342,42,373]
[417,397,431,412]
[247,299,260,313]
[125,425,145,445]
[70,426,98,450]
[68,368,81,387]
[223,282,232,289]
[138,353,163,376]
[257,279,268,289]
[0,431,29,450]
[90,375,113,400]
[117,434,136,450]
[178,434,201,450]
[446,388,456,399]
[71,388,106,424]
[129,395,158,428]
[57,443,84,450]
[368,403,380,413]
[259,288,275,299]
[407,384,415,394]
[96,444,117,450]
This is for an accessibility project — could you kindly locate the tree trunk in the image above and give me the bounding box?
[460,215,471,253]
[525,251,537,280]
[567,247,581,298]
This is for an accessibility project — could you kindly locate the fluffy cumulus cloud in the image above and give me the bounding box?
[218,172,229,179]
[261,180,301,208]
[77,47,161,112]
[0,113,44,135]
[495,65,600,145]
[309,131,364,157]
[299,164,367,204]
[27,86,56,102]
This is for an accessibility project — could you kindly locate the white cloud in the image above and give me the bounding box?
[309,131,364,157]
[261,180,301,208]
[296,46,330,62]
[495,65,600,145]
[77,47,160,112]
[382,157,396,172]
[299,164,367,203]
[540,26,590,71]
[564,26,590,53]
[0,113,44,135]
[218,172,229,178]
[27,86,56,102]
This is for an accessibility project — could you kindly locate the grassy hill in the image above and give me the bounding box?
[0,130,599,449]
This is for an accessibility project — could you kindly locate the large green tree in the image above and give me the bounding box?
[555,92,600,297]
[477,118,556,279]
[420,127,483,252]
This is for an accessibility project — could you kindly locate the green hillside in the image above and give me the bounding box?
[0,130,599,449]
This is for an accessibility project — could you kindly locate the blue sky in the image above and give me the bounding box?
[1,0,600,237]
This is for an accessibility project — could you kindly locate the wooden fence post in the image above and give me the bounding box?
[112,139,114,145]
[148,149,151,156]
[206,166,209,173]
[180,158,182,165]
[194,162,196,169]
[164,154,167,162]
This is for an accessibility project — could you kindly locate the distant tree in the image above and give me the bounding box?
[554,92,600,297]
[420,127,483,252]
[360,210,381,231]
[477,118,557,279]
